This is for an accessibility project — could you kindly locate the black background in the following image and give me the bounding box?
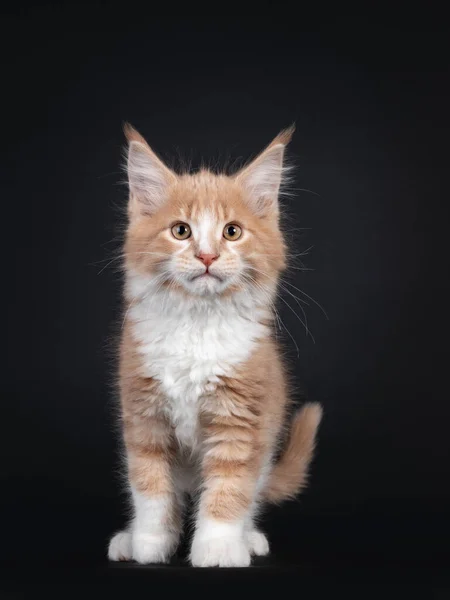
[2,4,449,596]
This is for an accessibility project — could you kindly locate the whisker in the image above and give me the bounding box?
[290,187,322,197]
[245,265,309,307]
[245,264,327,320]
[277,294,315,344]
[240,273,300,356]
[243,264,326,342]
[297,245,314,256]
[249,273,314,344]
[281,279,328,319]
[93,252,170,274]
[277,285,310,338]
[240,274,280,329]
[96,256,124,275]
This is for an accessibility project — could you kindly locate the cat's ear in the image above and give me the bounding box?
[235,125,294,217]
[124,123,177,218]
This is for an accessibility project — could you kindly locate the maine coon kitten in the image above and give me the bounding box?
[108,124,322,567]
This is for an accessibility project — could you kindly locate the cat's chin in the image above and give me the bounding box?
[182,273,231,297]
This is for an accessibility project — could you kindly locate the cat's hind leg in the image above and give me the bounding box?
[245,526,270,556]
[108,529,132,561]
[243,454,272,557]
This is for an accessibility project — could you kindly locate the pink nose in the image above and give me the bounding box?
[196,253,219,268]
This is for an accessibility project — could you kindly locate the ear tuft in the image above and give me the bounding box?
[267,124,296,148]
[123,122,149,146]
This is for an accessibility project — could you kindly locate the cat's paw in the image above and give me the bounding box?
[190,536,251,567]
[245,529,270,556]
[108,530,132,561]
[132,532,177,564]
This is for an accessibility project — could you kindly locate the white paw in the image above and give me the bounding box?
[132,531,177,564]
[190,536,251,568]
[245,529,270,556]
[108,530,132,561]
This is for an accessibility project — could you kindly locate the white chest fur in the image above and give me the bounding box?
[128,277,269,448]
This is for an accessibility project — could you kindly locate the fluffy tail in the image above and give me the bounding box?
[264,402,323,504]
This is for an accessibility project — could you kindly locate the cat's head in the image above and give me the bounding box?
[123,124,293,299]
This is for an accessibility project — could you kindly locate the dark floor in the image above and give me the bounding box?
[2,560,449,599]
[2,504,449,598]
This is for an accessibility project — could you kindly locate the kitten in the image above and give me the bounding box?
[108,124,322,567]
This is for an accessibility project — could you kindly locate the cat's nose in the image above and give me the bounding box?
[196,252,219,268]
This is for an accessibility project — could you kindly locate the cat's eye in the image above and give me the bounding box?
[171,223,191,240]
[223,223,242,241]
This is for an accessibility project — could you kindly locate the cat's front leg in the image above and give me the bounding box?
[109,408,181,564]
[190,398,262,567]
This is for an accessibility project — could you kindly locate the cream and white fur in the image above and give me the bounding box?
[110,273,273,566]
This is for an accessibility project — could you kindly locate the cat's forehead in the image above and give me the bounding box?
[172,170,244,222]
